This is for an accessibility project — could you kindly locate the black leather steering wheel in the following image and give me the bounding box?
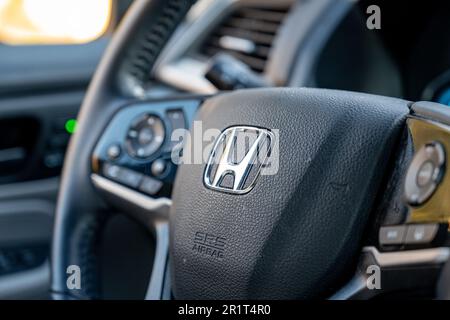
[51,0,450,300]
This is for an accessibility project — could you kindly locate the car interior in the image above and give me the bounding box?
[1,0,450,300]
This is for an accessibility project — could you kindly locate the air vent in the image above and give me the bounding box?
[200,5,291,73]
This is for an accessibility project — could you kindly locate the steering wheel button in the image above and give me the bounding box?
[136,148,146,158]
[404,141,446,206]
[106,144,121,160]
[167,110,186,131]
[151,159,167,177]
[119,170,142,188]
[128,130,138,138]
[139,176,163,195]
[125,114,165,159]
[379,225,407,245]
[103,164,142,189]
[104,164,120,179]
[416,161,435,187]
[138,127,154,145]
[405,224,438,245]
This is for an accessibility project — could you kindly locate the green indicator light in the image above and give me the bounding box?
[65,119,77,134]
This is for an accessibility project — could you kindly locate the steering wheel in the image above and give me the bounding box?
[51,0,450,300]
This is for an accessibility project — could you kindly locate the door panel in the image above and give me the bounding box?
[0,92,82,183]
[0,0,135,299]
[0,92,83,299]
[0,199,54,299]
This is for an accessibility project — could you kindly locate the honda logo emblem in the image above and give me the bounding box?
[204,126,274,194]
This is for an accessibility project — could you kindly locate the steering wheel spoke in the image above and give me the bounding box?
[84,96,203,299]
[89,97,202,224]
[332,101,450,299]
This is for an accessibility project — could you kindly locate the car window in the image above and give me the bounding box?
[0,0,112,45]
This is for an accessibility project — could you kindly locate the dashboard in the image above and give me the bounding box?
[153,0,351,94]
[153,0,450,106]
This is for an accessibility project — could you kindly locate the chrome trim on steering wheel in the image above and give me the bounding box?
[363,246,450,267]
[91,174,172,214]
[330,246,450,300]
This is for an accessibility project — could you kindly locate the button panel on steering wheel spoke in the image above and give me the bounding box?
[91,98,201,198]
[405,102,450,223]
[125,114,165,159]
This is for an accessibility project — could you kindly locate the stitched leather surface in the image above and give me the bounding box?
[118,0,196,94]
[170,88,409,299]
